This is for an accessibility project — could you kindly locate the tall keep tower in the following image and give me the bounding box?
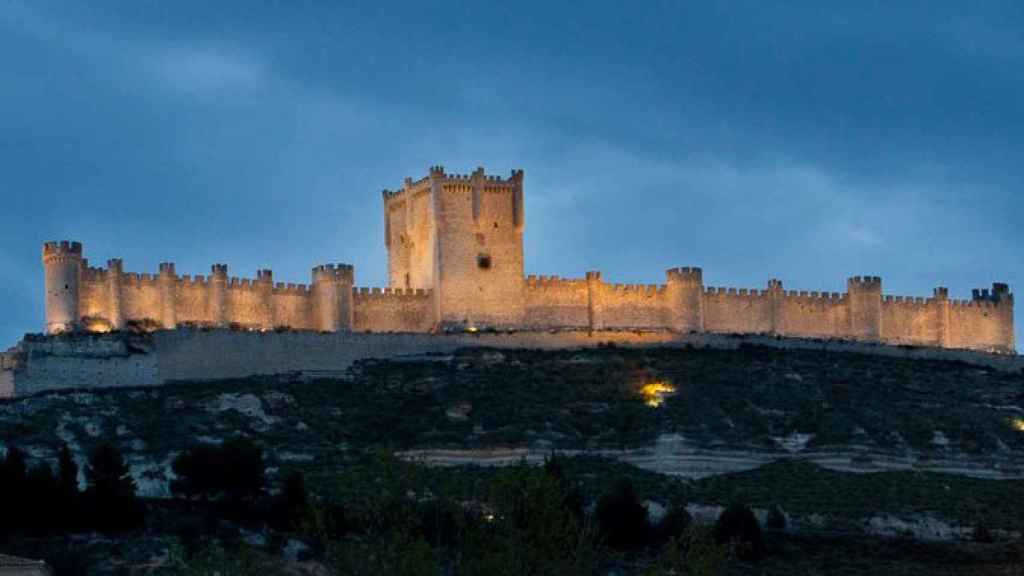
[383,166,525,329]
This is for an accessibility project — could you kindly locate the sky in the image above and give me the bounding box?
[1,1,1021,350]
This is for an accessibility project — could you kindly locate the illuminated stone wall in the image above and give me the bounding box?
[39,167,1015,355]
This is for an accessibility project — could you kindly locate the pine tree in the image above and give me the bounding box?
[86,443,141,532]
[57,443,81,531]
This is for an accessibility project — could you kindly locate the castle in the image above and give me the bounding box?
[42,165,1015,354]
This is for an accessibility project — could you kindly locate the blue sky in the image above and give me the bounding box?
[1,1,1021,349]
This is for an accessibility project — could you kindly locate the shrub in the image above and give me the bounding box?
[713,503,765,561]
[270,470,309,532]
[85,443,143,532]
[765,505,787,531]
[973,525,994,543]
[457,463,595,576]
[644,526,728,576]
[595,478,649,550]
[652,503,692,545]
[172,438,265,503]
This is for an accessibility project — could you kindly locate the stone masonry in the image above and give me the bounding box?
[40,166,1015,354]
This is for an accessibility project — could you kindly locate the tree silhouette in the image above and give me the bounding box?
[85,443,142,531]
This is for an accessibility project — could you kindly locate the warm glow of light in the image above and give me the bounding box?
[84,320,112,333]
[466,326,478,333]
[1012,418,1024,432]
[640,381,676,408]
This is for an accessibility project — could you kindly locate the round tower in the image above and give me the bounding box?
[311,264,354,332]
[42,241,83,334]
[665,267,704,333]
[209,264,228,327]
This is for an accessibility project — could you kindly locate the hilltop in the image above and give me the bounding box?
[2,344,1024,573]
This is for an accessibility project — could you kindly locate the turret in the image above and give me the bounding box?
[586,270,602,331]
[256,269,274,330]
[311,264,354,332]
[106,258,124,331]
[847,275,882,341]
[972,282,1015,353]
[209,264,228,327]
[42,241,83,334]
[665,267,704,332]
[158,262,177,329]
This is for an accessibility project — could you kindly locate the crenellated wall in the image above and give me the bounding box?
[353,287,434,332]
[38,165,1015,356]
[523,275,589,328]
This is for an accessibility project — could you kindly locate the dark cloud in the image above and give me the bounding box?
[0,1,1020,349]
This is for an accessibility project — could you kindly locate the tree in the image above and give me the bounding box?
[595,478,649,550]
[458,463,595,576]
[57,444,82,531]
[85,443,142,531]
[713,503,765,561]
[271,471,308,532]
[0,446,29,532]
[25,463,57,535]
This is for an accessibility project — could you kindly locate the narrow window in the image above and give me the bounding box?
[477,254,492,270]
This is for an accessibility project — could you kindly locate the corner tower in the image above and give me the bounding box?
[383,166,525,329]
[42,241,83,334]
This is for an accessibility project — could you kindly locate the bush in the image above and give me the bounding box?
[172,438,265,502]
[644,526,728,576]
[595,478,649,550]
[652,503,692,545]
[85,443,143,532]
[713,503,765,561]
[973,525,994,543]
[270,471,308,532]
[459,463,595,576]
[766,505,787,531]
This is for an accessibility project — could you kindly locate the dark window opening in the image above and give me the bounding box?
[405,273,410,288]
[493,221,499,228]
[65,284,69,290]
[477,254,492,270]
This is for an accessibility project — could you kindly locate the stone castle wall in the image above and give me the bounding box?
[45,244,1016,355]
[40,166,1015,356]
[6,330,1023,399]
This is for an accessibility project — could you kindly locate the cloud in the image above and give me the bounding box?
[150,45,267,96]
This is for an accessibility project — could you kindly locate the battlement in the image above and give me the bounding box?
[312,263,354,283]
[525,275,587,289]
[42,240,83,261]
[706,286,768,298]
[666,267,703,283]
[884,295,931,307]
[123,272,158,287]
[353,286,431,299]
[608,282,666,296]
[783,290,844,301]
[228,277,256,290]
[179,275,209,287]
[38,165,1015,354]
[973,282,1014,305]
[848,276,883,290]
[273,282,310,296]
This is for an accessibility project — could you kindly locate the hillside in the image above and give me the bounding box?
[2,344,1024,573]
